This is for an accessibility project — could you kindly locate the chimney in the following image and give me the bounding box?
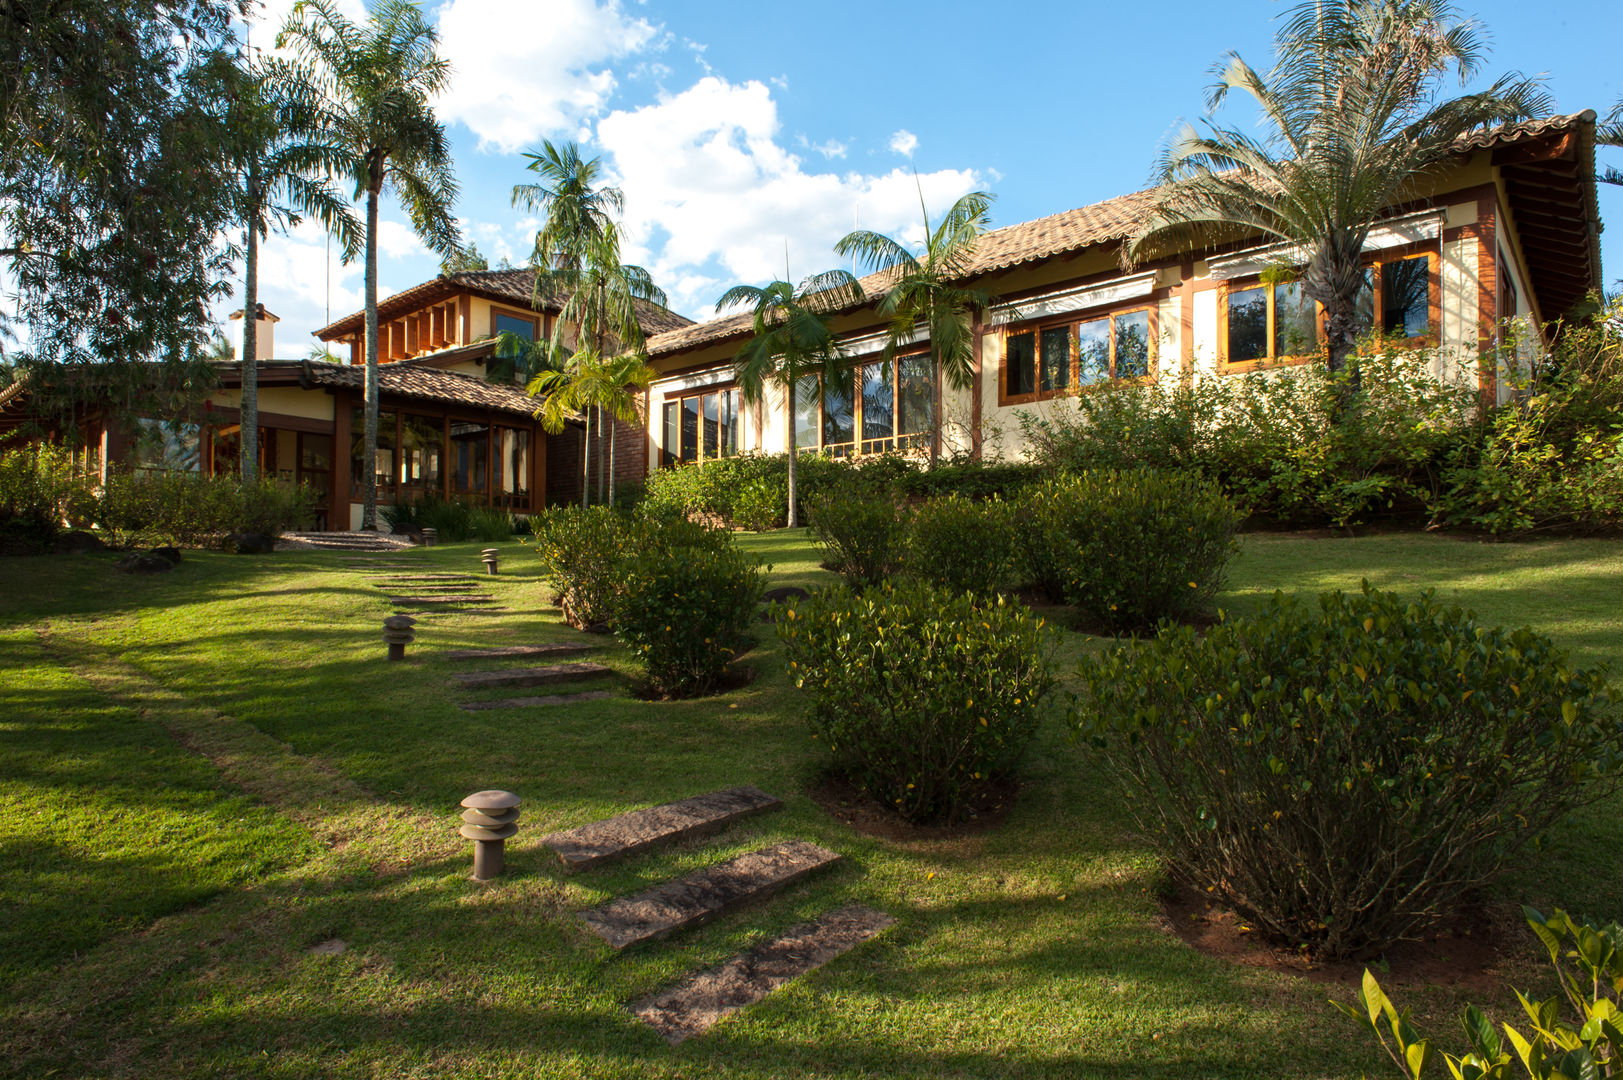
[228,304,280,364]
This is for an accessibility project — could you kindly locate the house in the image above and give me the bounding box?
[0,269,693,530]
[636,111,1602,470]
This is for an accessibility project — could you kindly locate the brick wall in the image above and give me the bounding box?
[543,415,646,506]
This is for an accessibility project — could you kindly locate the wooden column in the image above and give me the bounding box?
[331,389,352,529]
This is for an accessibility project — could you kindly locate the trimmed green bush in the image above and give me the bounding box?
[530,506,633,630]
[1038,470,1239,632]
[894,460,1043,500]
[805,478,909,587]
[778,581,1057,823]
[613,518,764,696]
[98,472,313,547]
[0,443,99,551]
[1074,585,1623,960]
[381,496,513,542]
[900,494,1019,597]
[732,476,785,532]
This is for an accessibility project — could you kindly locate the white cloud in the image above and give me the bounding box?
[888,129,919,158]
[594,77,982,318]
[214,219,364,357]
[433,0,658,154]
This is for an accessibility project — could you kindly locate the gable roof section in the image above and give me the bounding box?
[647,111,1603,359]
[314,267,694,341]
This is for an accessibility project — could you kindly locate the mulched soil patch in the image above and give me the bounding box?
[628,661,756,702]
[1157,883,1525,994]
[808,771,1019,843]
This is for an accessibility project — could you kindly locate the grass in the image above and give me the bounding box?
[0,529,1619,1078]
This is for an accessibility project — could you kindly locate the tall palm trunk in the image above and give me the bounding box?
[594,282,610,506]
[240,165,261,482]
[785,377,799,528]
[928,351,943,469]
[1308,241,1366,402]
[608,412,616,508]
[361,170,381,531]
[580,408,590,509]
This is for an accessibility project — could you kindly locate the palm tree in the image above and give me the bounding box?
[718,270,865,527]
[278,0,462,530]
[231,54,359,482]
[1126,0,1548,390]
[514,144,664,506]
[835,186,999,465]
[528,348,656,507]
[1600,99,1622,188]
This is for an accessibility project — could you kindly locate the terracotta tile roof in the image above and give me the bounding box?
[315,267,693,342]
[298,359,542,418]
[648,111,1600,357]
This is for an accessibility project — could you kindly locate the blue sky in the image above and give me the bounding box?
[235,0,1623,358]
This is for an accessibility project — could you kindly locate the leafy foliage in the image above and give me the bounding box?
[380,497,514,543]
[527,506,632,630]
[1335,908,1622,1079]
[777,581,1056,823]
[805,477,910,588]
[0,443,99,551]
[97,473,315,548]
[900,495,1019,598]
[612,519,765,696]
[1074,585,1623,959]
[1042,470,1239,632]
[732,476,785,532]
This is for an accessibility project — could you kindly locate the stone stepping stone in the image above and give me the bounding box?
[453,662,611,690]
[388,594,498,606]
[578,840,842,950]
[375,583,481,592]
[373,574,481,582]
[445,642,594,661]
[459,690,617,711]
[632,904,895,1044]
[541,786,782,873]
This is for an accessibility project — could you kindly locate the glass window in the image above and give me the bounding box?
[896,355,933,441]
[351,408,397,497]
[1040,326,1071,391]
[1227,286,1269,363]
[680,396,699,463]
[1005,331,1036,397]
[1075,318,1110,386]
[493,312,535,341]
[494,428,530,509]
[720,389,740,457]
[701,392,720,458]
[861,362,895,451]
[822,374,854,452]
[1382,256,1429,337]
[133,419,201,473]
[450,420,488,496]
[399,414,442,496]
[662,401,680,467]
[1355,268,1376,335]
[794,375,821,450]
[1114,310,1151,379]
[1273,282,1318,358]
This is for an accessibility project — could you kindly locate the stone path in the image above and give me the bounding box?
[578,840,842,950]
[458,690,617,712]
[632,905,895,1044]
[445,643,594,661]
[388,594,500,607]
[541,786,781,872]
[453,662,611,689]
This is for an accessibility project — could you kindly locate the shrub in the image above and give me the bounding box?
[778,581,1056,823]
[613,518,764,696]
[894,460,1044,501]
[234,480,316,538]
[732,476,785,532]
[640,452,918,525]
[900,494,1019,597]
[805,478,909,587]
[1008,477,1084,603]
[1073,585,1623,960]
[531,507,633,629]
[1038,469,1239,632]
[0,443,98,551]
[1337,907,1623,1080]
[97,472,312,547]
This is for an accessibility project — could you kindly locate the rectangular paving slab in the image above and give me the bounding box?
[632,904,895,1043]
[459,690,617,711]
[453,662,612,689]
[542,786,782,872]
[445,643,594,661]
[578,840,841,949]
[388,594,498,605]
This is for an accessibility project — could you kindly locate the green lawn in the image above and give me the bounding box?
[0,529,1618,1079]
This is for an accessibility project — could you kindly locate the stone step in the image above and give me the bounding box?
[459,690,617,711]
[542,786,782,873]
[372,574,481,582]
[388,594,499,606]
[453,662,612,689]
[375,583,482,592]
[445,642,594,661]
[632,904,895,1044]
[578,840,842,950]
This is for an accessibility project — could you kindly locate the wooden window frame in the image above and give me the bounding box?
[998,303,1159,407]
[488,303,540,342]
[659,383,743,467]
[791,350,935,458]
[1218,246,1442,373]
